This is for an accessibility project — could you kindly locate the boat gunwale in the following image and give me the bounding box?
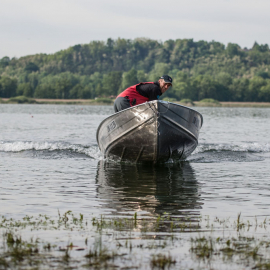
[158,101,204,128]
[96,100,203,148]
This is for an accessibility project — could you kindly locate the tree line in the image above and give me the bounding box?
[0,38,270,101]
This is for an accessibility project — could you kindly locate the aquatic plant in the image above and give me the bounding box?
[150,253,176,269]
[190,236,214,260]
[1,212,270,269]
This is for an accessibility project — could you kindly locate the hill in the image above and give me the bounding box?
[1,38,270,101]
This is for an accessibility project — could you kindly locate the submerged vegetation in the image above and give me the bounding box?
[1,211,270,269]
[1,38,270,102]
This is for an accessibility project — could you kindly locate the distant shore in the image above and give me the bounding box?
[1,98,270,107]
[216,101,270,107]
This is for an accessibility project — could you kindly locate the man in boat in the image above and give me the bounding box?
[114,75,173,112]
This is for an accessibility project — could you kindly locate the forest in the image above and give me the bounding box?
[0,38,270,101]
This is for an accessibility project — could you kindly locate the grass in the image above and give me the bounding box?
[190,236,214,260]
[179,98,195,106]
[7,96,37,104]
[2,212,270,269]
[84,247,120,268]
[190,235,267,266]
[197,98,221,106]
[1,231,43,269]
[150,253,176,269]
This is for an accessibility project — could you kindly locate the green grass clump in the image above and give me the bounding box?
[198,98,221,106]
[150,253,176,269]
[179,99,195,106]
[190,236,214,260]
[3,212,270,269]
[84,247,117,268]
[7,96,36,104]
[94,98,113,104]
[1,231,41,268]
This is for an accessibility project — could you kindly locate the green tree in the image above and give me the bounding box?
[95,83,103,97]
[79,85,92,99]
[102,71,122,96]
[252,42,269,53]
[69,84,82,99]
[229,78,249,101]
[148,63,169,81]
[55,78,73,99]
[196,76,224,101]
[0,76,17,98]
[25,62,39,72]
[258,80,270,101]
[34,85,55,98]
[28,73,39,90]
[256,70,270,79]
[1,37,270,102]
[245,76,266,101]
[226,43,241,57]
[137,70,147,83]
[0,56,10,68]
[17,83,33,97]
[216,72,232,86]
[168,71,191,100]
[120,68,138,92]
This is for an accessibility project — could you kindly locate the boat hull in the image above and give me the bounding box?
[96,101,203,163]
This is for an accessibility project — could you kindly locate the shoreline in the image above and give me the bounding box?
[1,98,270,107]
[219,101,270,107]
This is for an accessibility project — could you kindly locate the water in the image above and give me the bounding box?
[1,104,270,269]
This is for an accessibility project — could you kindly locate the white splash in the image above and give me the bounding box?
[0,141,103,160]
[193,142,270,154]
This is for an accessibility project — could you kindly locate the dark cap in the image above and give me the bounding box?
[160,75,173,84]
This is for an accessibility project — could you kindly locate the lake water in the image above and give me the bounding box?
[1,104,270,269]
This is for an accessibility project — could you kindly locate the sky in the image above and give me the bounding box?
[1,0,270,59]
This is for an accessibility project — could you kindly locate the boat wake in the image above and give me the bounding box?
[194,142,270,154]
[0,141,268,163]
[188,142,270,163]
[0,141,102,160]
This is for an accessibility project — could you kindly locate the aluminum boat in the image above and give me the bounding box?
[96,100,203,163]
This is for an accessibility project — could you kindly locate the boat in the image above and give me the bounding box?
[96,100,203,163]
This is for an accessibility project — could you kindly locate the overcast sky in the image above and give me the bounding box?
[1,0,269,59]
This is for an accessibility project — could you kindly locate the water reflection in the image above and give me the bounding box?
[95,161,203,219]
